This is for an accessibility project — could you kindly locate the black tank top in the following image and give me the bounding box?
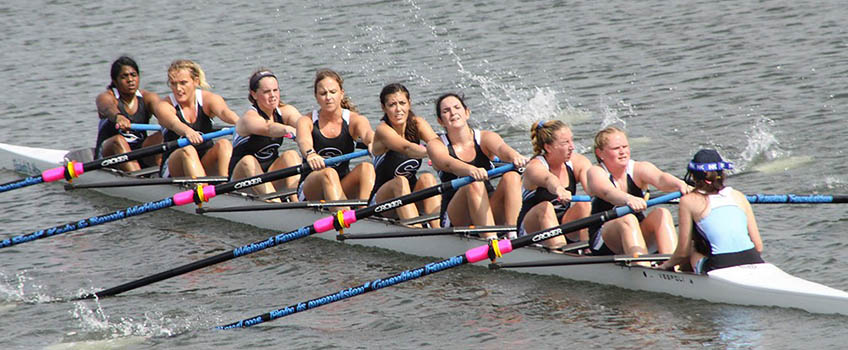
[161,89,215,165]
[300,109,356,182]
[437,129,494,221]
[94,89,152,157]
[588,160,646,247]
[516,155,576,231]
[369,119,423,201]
[228,104,286,177]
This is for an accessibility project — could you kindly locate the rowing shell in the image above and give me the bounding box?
[0,142,846,315]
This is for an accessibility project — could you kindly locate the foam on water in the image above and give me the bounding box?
[734,116,812,174]
[0,270,60,304]
[62,297,213,345]
[43,336,147,350]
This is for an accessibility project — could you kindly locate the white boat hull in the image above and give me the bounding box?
[1,142,846,316]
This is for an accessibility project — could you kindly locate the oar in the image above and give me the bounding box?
[336,226,516,240]
[215,191,681,329]
[196,199,369,214]
[0,128,234,194]
[129,123,164,131]
[65,176,229,190]
[745,194,848,204]
[489,254,671,269]
[79,164,514,300]
[0,150,369,249]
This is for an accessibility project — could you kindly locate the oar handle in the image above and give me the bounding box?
[129,123,164,131]
[464,191,683,263]
[447,164,514,189]
[176,128,234,147]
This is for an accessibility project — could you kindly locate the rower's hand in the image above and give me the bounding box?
[555,186,572,204]
[512,155,529,171]
[677,181,693,195]
[626,195,647,212]
[185,129,204,145]
[306,153,326,170]
[114,114,131,130]
[467,166,489,181]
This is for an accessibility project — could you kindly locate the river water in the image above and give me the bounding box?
[1,0,847,349]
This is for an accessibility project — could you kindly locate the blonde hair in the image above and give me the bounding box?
[168,59,211,90]
[593,126,626,164]
[313,68,358,113]
[530,120,568,158]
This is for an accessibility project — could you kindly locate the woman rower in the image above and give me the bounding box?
[428,93,527,239]
[229,70,301,202]
[370,83,440,228]
[154,59,240,178]
[296,69,374,207]
[658,149,763,273]
[94,56,163,172]
[586,126,689,256]
[516,120,592,247]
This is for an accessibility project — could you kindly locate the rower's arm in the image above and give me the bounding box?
[140,89,161,120]
[661,195,696,270]
[237,109,293,138]
[427,138,481,178]
[349,112,374,146]
[373,123,427,158]
[737,190,763,252]
[523,158,559,193]
[278,104,302,132]
[586,166,632,206]
[95,90,127,125]
[481,130,527,168]
[570,153,594,194]
[203,91,239,125]
[154,100,196,137]
[634,161,690,195]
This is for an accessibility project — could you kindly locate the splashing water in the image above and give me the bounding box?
[0,270,58,304]
[66,298,212,342]
[599,98,636,131]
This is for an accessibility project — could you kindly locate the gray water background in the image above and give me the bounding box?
[1,0,848,349]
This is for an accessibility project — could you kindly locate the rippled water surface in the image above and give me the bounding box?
[2,0,848,349]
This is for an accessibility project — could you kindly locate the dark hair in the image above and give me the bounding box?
[314,68,358,113]
[380,83,419,143]
[530,120,568,157]
[434,92,468,121]
[247,69,278,104]
[108,56,139,89]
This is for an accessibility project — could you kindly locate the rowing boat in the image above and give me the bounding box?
[1,141,847,316]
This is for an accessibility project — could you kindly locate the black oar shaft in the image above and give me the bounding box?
[85,226,318,299]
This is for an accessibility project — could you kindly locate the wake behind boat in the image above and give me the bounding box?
[0,142,846,316]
